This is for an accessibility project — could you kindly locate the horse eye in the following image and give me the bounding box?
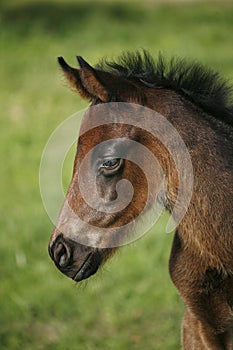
[102,158,121,170]
[99,158,123,176]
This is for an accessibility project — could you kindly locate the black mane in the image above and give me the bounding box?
[97,50,233,127]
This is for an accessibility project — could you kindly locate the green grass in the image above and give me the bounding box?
[1,1,233,349]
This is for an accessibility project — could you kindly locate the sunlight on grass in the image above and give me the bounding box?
[1,1,233,349]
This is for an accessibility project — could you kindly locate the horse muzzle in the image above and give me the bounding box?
[48,233,102,282]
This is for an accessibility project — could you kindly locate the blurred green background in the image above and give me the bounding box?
[1,1,233,349]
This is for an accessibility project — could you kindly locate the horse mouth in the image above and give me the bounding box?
[72,251,102,282]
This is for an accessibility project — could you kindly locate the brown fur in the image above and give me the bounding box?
[49,53,233,349]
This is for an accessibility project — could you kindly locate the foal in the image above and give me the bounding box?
[49,51,233,349]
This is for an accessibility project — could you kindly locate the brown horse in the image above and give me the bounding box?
[48,51,233,349]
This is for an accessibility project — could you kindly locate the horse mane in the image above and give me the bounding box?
[97,50,233,127]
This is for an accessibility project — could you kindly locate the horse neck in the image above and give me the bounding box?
[145,89,233,271]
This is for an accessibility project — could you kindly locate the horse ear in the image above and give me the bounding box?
[77,57,143,102]
[77,56,110,102]
[58,57,92,99]
[58,56,141,102]
[58,56,109,101]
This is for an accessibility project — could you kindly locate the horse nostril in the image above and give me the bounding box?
[53,242,71,268]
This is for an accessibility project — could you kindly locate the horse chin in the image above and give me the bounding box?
[72,250,102,282]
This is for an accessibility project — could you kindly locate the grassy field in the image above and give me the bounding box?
[1,1,233,349]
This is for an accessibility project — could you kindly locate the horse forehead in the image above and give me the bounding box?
[81,101,141,128]
[80,113,134,143]
[78,102,143,149]
[79,124,132,151]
